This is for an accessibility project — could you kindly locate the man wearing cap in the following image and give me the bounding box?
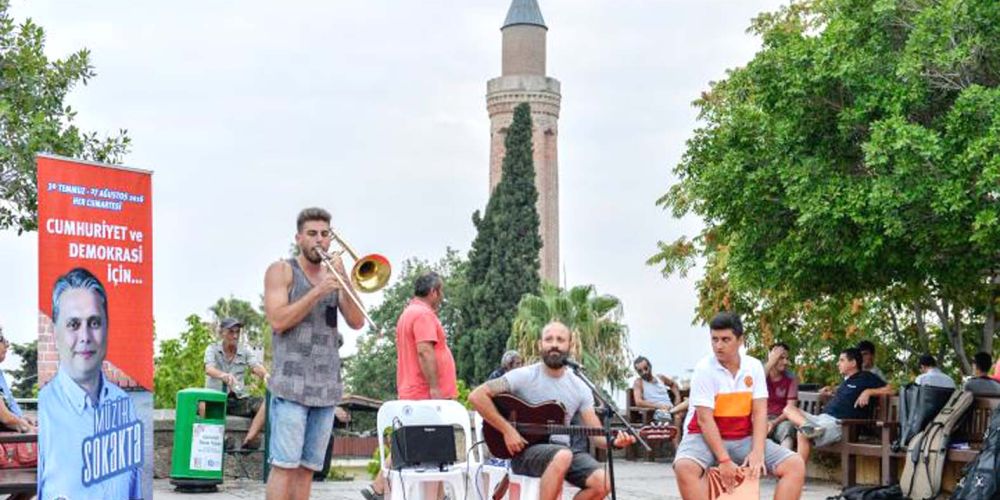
[204,317,269,450]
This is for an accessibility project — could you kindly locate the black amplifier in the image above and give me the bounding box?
[390,425,457,469]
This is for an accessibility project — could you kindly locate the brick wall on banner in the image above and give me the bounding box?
[38,311,142,389]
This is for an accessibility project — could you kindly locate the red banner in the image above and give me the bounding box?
[37,154,153,390]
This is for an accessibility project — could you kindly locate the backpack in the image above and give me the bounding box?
[896,383,955,451]
[901,389,975,499]
[828,484,905,500]
[950,404,1000,500]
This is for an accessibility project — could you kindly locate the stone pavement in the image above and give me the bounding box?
[155,461,841,499]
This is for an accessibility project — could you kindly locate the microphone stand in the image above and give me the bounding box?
[566,363,650,500]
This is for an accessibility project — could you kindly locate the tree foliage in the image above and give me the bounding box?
[652,0,1000,377]
[344,250,467,402]
[6,340,37,398]
[154,315,215,409]
[0,0,130,233]
[508,283,632,391]
[209,296,269,351]
[454,102,543,384]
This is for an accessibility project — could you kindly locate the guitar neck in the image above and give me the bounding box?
[512,423,611,437]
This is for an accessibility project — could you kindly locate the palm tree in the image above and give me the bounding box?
[508,282,632,391]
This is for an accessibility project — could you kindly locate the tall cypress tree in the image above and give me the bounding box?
[455,103,542,383]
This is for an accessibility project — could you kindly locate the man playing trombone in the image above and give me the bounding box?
[263,207,366,500]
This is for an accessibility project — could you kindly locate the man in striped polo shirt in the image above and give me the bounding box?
[674,312,805,500]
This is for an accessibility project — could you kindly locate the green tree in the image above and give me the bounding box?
[454,102,543,384]
[344,250,467,401]
[153,315,215,409]
[209,296,269,349]
[508,283,632,390]
[6,340,37,398]
[0,0,130,234]
[652,0,1000,376]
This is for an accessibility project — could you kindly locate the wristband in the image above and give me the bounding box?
[719,456,732,464]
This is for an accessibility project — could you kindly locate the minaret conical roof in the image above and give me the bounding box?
[502,0,547,29]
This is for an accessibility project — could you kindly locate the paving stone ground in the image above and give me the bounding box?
[155,461,841,499]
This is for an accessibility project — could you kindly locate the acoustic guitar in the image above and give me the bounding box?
[482,394,677,459]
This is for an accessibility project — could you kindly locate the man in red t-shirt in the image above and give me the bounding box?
[764,343,799,449]
[362,272,457,500]
[395,271,457,400]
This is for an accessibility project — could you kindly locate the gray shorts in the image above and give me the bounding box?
[653,408,674,422]
[674,433,795,474]
[803,413,842,448]
[511,444,600,489]
[768,420,797,444]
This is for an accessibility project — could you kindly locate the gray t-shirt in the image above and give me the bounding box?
[204,342,257,397]
[503,362,594,445]
[963,376,1000,397]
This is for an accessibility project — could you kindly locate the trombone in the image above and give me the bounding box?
[313,229,391,331]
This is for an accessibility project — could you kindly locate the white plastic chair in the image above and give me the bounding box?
[471,412,511,498]
[377,400,472,500]
[471,412,562,500]
[506,475,542,500]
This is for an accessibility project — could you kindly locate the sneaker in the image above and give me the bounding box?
[800,424,825,440]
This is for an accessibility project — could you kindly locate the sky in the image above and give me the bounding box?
[1,0,788,383]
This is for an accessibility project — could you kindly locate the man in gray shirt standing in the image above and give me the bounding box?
[263,208,365,500]
[469,321,634,500]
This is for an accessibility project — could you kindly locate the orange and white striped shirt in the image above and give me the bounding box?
[685,353,768,440]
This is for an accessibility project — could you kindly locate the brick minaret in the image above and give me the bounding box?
[487,0,561,284]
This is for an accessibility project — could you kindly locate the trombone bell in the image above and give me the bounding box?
[352,254,391,292]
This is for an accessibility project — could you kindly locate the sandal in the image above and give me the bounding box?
[360,486,384,500]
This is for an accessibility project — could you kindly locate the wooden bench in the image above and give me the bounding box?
[946,396,1000,463]
[0,469,37,495]
[796,391,897,485]
[800,391,1000,488]
[0,432,37,496]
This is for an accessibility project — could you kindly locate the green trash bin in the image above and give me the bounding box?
[170,388,228,492]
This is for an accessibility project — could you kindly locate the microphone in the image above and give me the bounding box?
[563,358,583,370]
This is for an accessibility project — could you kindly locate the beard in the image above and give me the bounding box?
[641,372,653,381]
[543,349,569,369]
[302,245,323,264]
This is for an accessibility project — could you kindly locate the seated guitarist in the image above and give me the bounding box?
[469,321,635,500]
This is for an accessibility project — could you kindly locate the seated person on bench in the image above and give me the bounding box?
[632,355,688,426]
[856,353,955,410]
[964,352,1000,396]
[0,332,35,433]
[204,317,269,450]
[913,354,955,389]
[783,347,886,461]
[764,343,798,450]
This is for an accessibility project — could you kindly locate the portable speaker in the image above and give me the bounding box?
[390,425,457,469]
